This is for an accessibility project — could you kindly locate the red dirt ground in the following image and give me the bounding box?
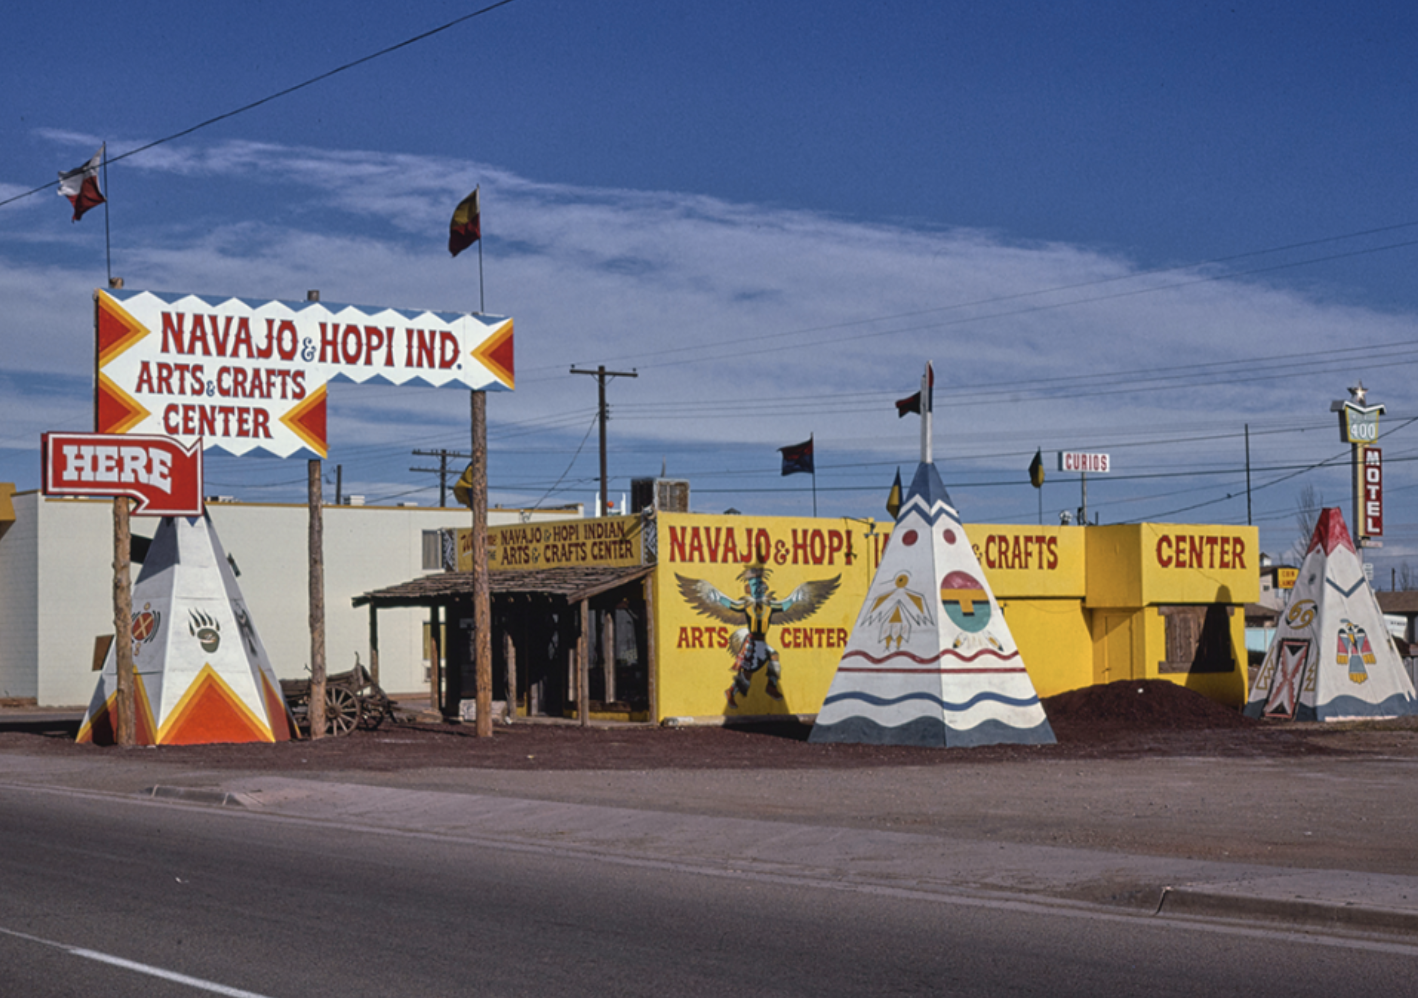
[5,679,1417,771]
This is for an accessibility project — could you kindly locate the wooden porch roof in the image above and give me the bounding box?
[352,564,655,609]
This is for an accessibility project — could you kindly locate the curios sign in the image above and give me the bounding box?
[1057,451,1110,473]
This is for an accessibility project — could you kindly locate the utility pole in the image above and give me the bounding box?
[570,365,637,515]
[305,290,326,740]
[412,448,473,507]
[471,391,492,737]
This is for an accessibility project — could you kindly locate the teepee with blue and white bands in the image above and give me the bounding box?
[810,363,1055,747]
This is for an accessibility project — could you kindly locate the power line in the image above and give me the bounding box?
[0,0,523,211]
[517,233,1418,378]
[411,448,474,507]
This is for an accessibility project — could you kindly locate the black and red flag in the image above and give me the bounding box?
[895,362,934,417]
[779,436,815,476]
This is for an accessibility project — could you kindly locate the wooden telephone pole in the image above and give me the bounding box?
[112,498,135,746]
[570,365,637,515]
[412,448,473,507]
[470,391,492,737]
[305,290,327,739]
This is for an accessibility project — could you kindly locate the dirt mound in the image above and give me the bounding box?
[1043,679,1255,735]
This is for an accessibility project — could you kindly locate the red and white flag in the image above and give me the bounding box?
[58,146,106,221]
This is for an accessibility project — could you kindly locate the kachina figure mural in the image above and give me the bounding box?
[676,565,840,707]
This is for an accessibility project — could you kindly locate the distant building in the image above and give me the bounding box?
[0,489,577,707]
[356,513,1260,724]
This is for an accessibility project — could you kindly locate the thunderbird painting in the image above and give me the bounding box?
[676,566,840,708]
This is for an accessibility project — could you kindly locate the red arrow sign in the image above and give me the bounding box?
[42,432,204,517]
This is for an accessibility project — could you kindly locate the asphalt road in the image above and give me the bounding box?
[4,784,1417,998]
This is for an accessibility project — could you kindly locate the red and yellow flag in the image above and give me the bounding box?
[448,187,481,257]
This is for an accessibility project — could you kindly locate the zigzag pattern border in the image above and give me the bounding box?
[106,288,508,328]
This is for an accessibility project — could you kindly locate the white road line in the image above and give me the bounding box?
[0,926,275,998]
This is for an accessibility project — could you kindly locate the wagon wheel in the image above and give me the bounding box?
[325,686,360,736]
[357,693,389,731]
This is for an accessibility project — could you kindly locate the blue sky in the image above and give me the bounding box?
[4,1,1418,576]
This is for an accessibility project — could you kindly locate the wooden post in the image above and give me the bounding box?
[644,575,658,723]
[428,605,442,715]
[471,390,493,737]
[308,459,326,739]
[367,604,380,686]
[444,602,465,721]
[602,610,616,704]
[503,628,517,723]
[112,498,135,746]
[578,598,590,727]
[567,640,577,715]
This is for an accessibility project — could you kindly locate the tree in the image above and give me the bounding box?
[1287,484,1324,564]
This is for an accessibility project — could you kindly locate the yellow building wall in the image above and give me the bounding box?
[652,516,1258,719]
[969,525,1086,597]
[1138,605,1249,705]
[966,524,1092,699]
[995,597,1093,697]
[455,510,1259,719]
[1091,609,1142,685]
[654,512,876,720]
[1082,523,1258,706]
[1084,524,1259,607]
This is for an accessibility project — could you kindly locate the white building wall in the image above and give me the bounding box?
[0,493,40,700]
[4,493,577,707]
[35,498,123,706]
[202,501,459,702]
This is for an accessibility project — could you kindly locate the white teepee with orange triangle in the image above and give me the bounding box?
[78,513,298,745]
[1246,508,1417,722]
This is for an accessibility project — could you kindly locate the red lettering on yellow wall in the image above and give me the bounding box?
[677,625,731,648]
[981,533,1062,571]
[1154,534,1248,570]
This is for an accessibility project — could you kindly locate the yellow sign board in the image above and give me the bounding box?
[655,512,873,719]
[651,517,1096,719]
[1086,524,1259,607]
[457,516,644,572]
[1276,567,1298,590]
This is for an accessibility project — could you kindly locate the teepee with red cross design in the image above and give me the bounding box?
[1246,508,1418,722]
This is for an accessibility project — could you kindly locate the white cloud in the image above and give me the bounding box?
[2,138,1415,557]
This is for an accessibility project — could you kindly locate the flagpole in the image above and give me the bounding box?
[476,185,485,314]
[920,363,932,464]
[811,433,817,517]
[101,143,112,286]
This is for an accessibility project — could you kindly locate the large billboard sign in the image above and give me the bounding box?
[42,432,204,516]
[95,288,515,458]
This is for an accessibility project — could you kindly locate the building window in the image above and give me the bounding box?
[419,530,442,569]
[1157,605,1235,674]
